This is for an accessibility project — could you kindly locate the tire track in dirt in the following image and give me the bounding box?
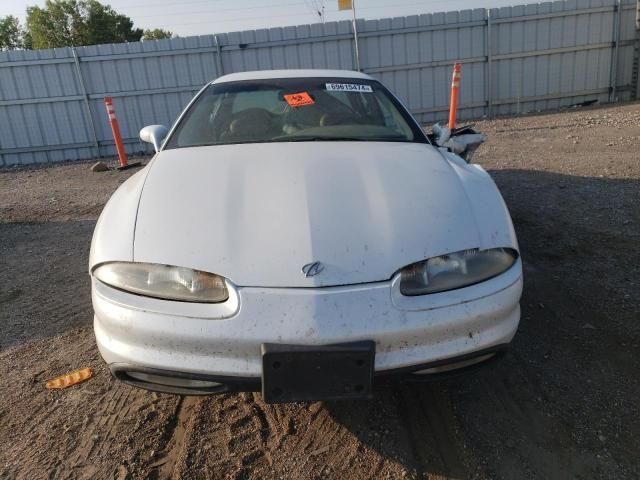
[168,392,403,479]
[149,395,199,479]
[170,387,466,479]
[63,386,141,479]
[0,328,180,480]
[289,402,363,477]
[169,393,276,479]
[226,394,274,478]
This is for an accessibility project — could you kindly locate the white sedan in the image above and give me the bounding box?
[90,69,522,403]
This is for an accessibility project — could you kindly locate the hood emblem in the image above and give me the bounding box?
[302,262,324,278]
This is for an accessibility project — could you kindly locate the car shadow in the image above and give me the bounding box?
[319,169,639,478]
[0,220,96,351]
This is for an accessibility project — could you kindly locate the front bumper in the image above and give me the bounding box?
[110,343,507,396]
[93,259,522,387]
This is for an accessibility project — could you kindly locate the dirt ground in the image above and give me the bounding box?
[1,102,639,480]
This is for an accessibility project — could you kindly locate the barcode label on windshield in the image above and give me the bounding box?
[325,83,373,93]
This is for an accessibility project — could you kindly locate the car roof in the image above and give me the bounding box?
[212,69,374,84]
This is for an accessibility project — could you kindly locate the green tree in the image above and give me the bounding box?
[142,28,173,41]
[0,15,23,50]
[26,0,143,49]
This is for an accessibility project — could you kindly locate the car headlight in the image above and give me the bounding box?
[399,248,518,296]
[93,262,229,303]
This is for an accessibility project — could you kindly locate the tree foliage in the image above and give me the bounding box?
[26,0,143,49]
[142,28,173,41]
[0,15,23,51]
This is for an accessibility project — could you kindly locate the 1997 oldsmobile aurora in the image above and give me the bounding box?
[90,69,522,403]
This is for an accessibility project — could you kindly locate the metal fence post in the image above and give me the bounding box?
[72,47,100,157]
[609,0,622,102]
[214,35,224,76]
[632,0,640,99]
[352,0,361,71]
[486,9,493,118]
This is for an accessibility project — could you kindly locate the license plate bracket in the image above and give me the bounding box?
[261,341,375,404]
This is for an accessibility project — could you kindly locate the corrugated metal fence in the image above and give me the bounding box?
[0,0,638,166]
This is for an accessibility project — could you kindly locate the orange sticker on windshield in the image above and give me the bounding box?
[284,92,315,107]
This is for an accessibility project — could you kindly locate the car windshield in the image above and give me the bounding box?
[164,77,426,149]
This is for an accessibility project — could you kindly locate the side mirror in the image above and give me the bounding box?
[140,125,169,153]
[430,122,486,163]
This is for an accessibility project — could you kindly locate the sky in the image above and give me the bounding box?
[2,0,523,37]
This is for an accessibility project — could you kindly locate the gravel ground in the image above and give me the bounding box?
[0,102,638,479]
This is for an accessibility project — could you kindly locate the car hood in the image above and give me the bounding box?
[134,142,505,287]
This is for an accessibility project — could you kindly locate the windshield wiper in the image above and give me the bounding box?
[273,136,364,142]
[274,136,406,142]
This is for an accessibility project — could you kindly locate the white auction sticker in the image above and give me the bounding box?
[325,83,373,93]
